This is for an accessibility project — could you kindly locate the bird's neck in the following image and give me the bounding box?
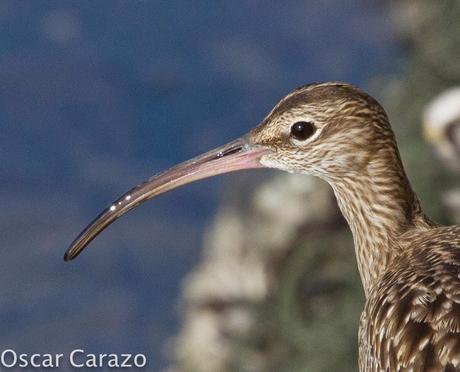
[329,145,432,296]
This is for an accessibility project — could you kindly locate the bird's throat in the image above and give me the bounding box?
[329,146,430,296]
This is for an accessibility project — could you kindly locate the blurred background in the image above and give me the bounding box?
[2,0,460,371]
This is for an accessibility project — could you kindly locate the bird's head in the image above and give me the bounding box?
[249,82,392,180]
[65,82,391,260]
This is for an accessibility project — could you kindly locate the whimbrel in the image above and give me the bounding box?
[66,82,460,370]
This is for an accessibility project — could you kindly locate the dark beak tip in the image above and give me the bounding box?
[63,250,74,262]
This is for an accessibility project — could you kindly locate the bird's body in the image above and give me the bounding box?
[66,82,460,371]
[360,225,460,371]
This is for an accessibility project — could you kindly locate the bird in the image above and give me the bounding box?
[65,82,460,371]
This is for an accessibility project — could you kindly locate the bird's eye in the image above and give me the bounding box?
[290,121,316,141]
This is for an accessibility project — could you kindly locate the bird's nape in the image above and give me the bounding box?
[64,136,271,261]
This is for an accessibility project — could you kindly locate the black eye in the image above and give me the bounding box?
[290,121,316,141]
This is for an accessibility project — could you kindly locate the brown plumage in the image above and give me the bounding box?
[65,82,460,371]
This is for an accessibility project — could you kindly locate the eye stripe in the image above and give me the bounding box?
[290,121,316,141]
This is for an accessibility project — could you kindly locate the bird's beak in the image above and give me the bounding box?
[64,136,270,261]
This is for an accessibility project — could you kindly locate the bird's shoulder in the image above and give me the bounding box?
[360,225,460,371]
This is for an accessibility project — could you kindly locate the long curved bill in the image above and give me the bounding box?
[64,136,269,261]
